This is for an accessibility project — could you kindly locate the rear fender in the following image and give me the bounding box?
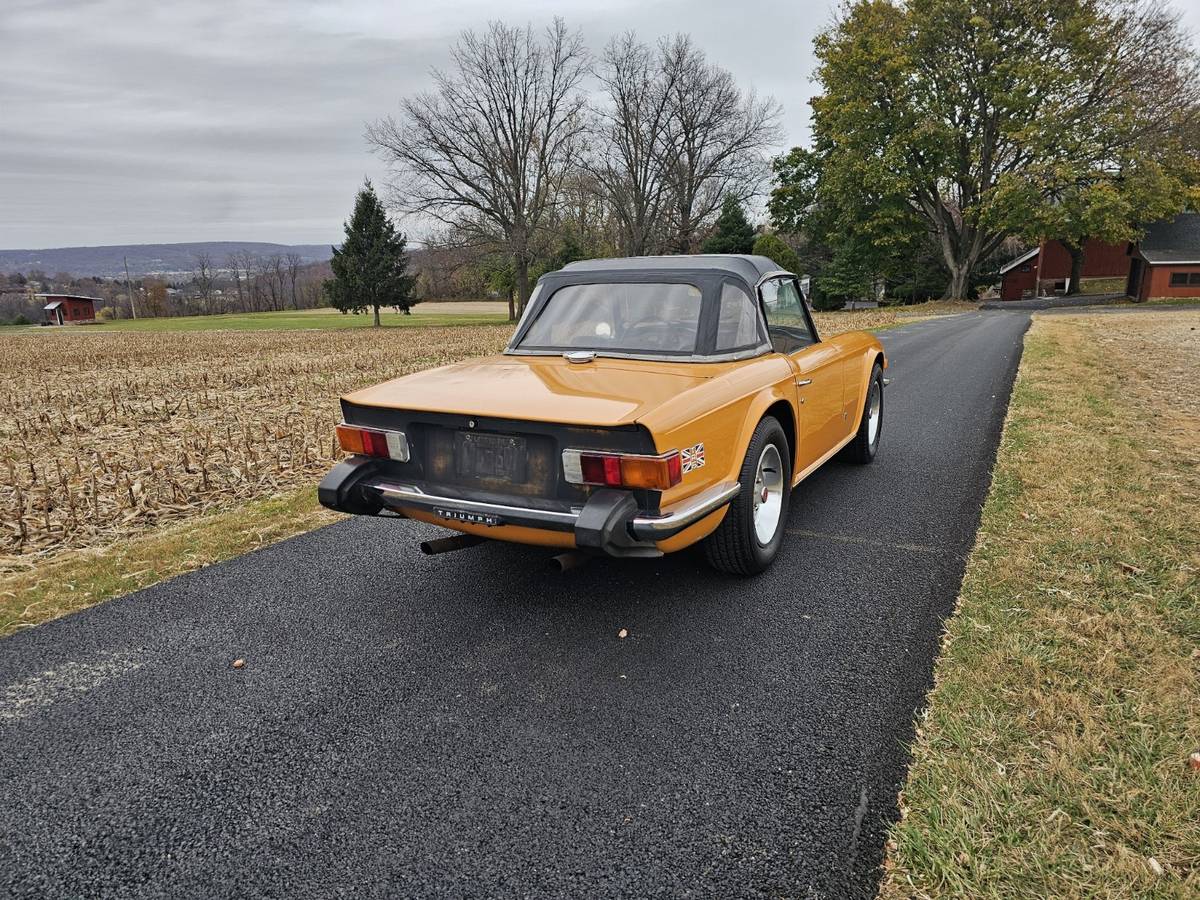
[645,384,793,551]
[730,387,798,484]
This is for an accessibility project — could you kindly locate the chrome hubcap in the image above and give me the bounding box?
[867,380,881,446]
[752,444,784,545]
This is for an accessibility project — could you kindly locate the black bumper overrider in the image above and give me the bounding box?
[317,456,739,558]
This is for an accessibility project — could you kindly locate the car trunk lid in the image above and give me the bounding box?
[343,354,716,428]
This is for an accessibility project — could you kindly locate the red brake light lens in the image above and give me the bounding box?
[361,429,388,457]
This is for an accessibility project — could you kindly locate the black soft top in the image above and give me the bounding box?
[560,254,785,289]
[506,254,796,363]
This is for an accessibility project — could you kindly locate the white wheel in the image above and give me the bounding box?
[846,364,883,464]
[704,417,791,575]
[752,443,785,545]
[866,379,881,446]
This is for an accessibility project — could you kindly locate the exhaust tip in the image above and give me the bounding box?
[550,550,591,572]
[420,534,486,555]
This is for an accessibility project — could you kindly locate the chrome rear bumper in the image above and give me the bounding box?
[369,479,739,548]
[318,458,740,557]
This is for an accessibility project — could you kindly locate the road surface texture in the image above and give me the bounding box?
[1,312,1030,899]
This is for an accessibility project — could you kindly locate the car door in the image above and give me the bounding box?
[759,276,845,475]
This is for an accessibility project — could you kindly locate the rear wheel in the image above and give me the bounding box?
[845,363,883,464]
[703,416,791,575]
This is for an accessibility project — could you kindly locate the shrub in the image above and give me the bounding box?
[752,233,801,274]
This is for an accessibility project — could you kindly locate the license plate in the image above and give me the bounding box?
[433,507,501,527]
[454,432,528,482]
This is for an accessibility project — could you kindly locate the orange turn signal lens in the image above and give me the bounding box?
[336,424,367,454]
[618,454,682,490]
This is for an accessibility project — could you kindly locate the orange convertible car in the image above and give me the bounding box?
[319,255,886,574]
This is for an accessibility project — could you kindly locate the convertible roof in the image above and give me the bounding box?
[559,254,785,286]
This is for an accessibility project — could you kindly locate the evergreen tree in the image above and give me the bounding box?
[326,180,416,326]
[752,233,801,274]
[701,195,756,254]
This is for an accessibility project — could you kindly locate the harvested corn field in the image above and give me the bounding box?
[0,325,512,570]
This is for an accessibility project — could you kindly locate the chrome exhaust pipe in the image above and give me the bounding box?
[550,550,591,572]
[420,534,486,555]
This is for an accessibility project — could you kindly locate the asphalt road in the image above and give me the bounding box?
[0,311,1030,899]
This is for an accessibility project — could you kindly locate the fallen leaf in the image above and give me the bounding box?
[617,628,628,639]
[1188,751,1200,772]
[232,658,245,669]
[1118,562,1144,575]
[1147,857,1165,877]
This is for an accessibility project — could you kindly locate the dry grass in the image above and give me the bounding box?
[0,326,511,569]
[816,301,976,336]
[883,310,1200,898]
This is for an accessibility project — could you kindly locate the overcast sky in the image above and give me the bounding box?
[0,0,839,249]
[4,0,1199,250]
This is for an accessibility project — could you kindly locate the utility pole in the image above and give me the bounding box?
[124,256,138,319]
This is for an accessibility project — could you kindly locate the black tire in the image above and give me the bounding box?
[845,363,883,464]
[703,416,791,575]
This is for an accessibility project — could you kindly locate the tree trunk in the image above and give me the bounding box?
[515,253,531,318]
[944,265,970,301]
[507,289,516,322]
[373,304,381,327]
[1063,241,1085,295]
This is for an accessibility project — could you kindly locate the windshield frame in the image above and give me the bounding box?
[505,270,772,363]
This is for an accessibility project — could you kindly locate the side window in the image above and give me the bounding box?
[760,277,815,354]
[714,282,761,351]
[1170,272,1188,287]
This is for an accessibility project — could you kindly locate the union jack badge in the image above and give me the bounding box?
[681,442,705,474]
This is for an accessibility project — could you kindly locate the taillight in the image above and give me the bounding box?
[563,449,682,490]
[336,424,410,461]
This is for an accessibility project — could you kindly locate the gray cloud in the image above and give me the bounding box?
[26,0,1196,247]
[0,0,838,247]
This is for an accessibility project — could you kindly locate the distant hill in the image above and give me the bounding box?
[0,242,334,278]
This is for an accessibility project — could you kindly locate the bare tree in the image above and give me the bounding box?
[284,252,303,309]
[368,19,590,313]
[657,35,782,252]
[193,252,214,310]
[264,254,286,310]
[226,253,245,310]
[589,33,675,255]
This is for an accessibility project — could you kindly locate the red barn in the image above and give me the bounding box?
[40,294,99,325]
[1126,213,1200,301]
[998,238,1130,300]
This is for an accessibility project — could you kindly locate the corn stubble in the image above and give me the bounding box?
[0,326,511,571]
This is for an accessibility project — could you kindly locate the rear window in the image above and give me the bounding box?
[517,282,703,354]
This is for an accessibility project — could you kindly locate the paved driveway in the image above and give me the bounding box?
[0,312,1030,899]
